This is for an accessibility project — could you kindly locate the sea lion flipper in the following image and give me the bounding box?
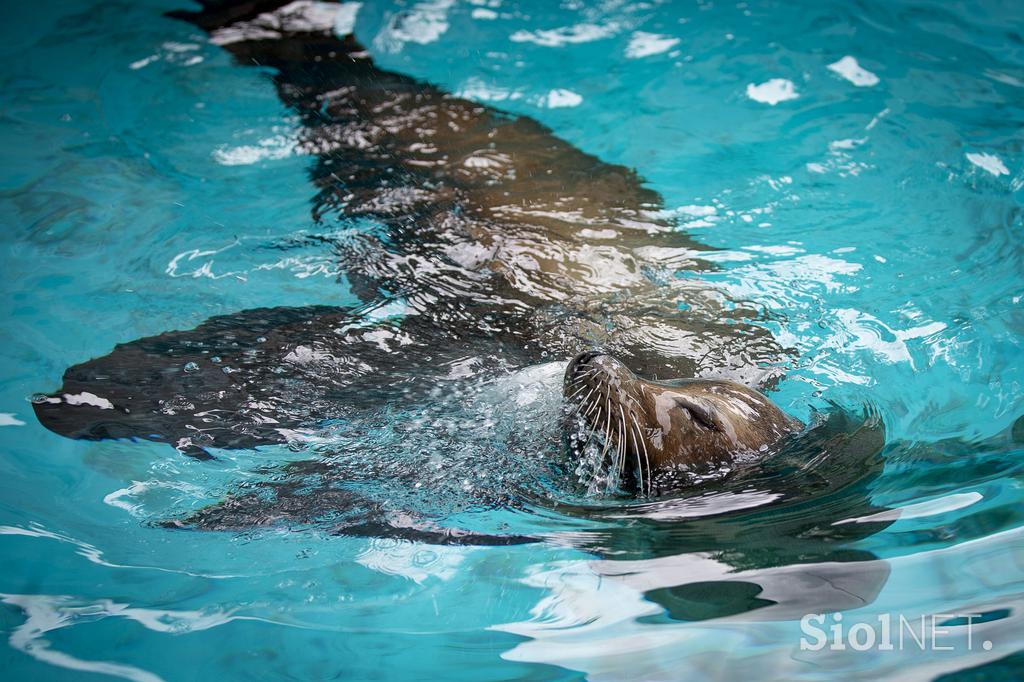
[33,303,544,454]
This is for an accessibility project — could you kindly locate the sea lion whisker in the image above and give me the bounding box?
[598,399,613,472]
[617,405,628,477]
[577,381,603,404]
[630,422,644,497]
[580,419,597,452]
[602,389,615,467]
[629,412,652,497]
[566,382,590,400]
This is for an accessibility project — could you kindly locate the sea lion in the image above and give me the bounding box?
[27,0,814,546]
[33,0,791,461]
[563,351,802,495]
[24,2,905,618]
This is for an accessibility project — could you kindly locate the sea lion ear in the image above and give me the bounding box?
[673,396,726,432]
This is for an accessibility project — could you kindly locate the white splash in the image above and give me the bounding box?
[510,23,619,48]
[161,41,200,53]
[456,77,523,102]
[166,242,244,280]
[833,308,947,368]
[966,152,1010,177]
[129,55,157,70]
[649,204,720,228]
[333,2,361,36]
[373,0,455,53]
[211,0,342,45]
[827,55,880,87]
[664,204,717,218]
[538,89,583,108]
[283,345,330,365]
[167,235,342,282]
[62,393,114,410]
[129,42,203,70]
[482,361,563,408]
[103,482,150,515]
[625,31,679,59]
[213,135,300,166]
[745,78,799,105]
[0,413,25,426]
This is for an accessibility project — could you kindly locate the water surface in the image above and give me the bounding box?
[1,0,1023,679]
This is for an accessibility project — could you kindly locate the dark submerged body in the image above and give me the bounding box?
[27,0,927,616]
[35,0,789,459]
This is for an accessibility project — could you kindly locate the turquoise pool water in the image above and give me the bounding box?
[1,0,1023,679]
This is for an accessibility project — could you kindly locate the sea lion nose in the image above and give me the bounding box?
[566,350,607,375]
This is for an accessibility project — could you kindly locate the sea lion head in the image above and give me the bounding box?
[563,351,801,494]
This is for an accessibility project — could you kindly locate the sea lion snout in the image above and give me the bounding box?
[564,350,612,382]
[563,352,800,495]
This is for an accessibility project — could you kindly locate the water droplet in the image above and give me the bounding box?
[211,356,221,363]
[183,362,200,373]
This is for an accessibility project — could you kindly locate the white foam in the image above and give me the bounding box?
[333,2,361,36]
[212,135,298,166]
[827,55,880,87]
[62,393,114,410]
[966,152,1010,177]
[161,41,200,53]
[625,31,679,59]
[456,77,523,102]
[471,8,498,20]
[374,0,455,53]
[283,345,329,365]
[102,482,149,515]
[211,0,341,45]
[745,78,799,105]
[0,413,25,426]
[665,204,717,218]
[510,23,619,48]
[539,89,583,108]
[129,55,157,70]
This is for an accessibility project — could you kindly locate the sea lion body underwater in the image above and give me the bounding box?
[26,2,902,604]
[33,0,792,462]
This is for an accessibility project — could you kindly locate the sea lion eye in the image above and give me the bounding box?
[673,396,725,432]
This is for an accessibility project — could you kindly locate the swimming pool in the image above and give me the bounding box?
[1,0,1023,679]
